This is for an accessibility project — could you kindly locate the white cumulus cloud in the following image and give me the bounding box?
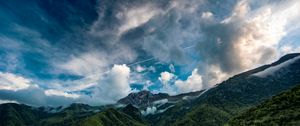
[175,69,203,93]
[91,64,132,104]
[159,71,175,84]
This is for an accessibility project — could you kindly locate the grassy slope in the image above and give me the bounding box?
[78,108,146,126]
[0,103,145,126]
[39,107,146,126]
[228,84,300,126]
[159,54,300,126]
[155,76,283,126]
[0,103,49,126]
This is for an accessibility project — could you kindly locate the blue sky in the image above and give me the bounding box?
[0,0,300,106]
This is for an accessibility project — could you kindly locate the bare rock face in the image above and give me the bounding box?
[117,90,169,108]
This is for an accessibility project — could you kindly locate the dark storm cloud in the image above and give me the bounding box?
[198,17,244,73]
[196,0,300,87]
[112,0,244,67]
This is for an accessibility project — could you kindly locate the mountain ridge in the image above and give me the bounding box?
[148,53,300,125]
[0,53,300,126]
[117,90,204,108]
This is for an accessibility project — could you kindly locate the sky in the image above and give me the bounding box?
[0,0,300,106]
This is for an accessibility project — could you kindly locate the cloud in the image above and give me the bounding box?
[141,106,157,115]
[201,65,229,87]
[157,71,177,95]
[201,11,214,19]
[175,69,203,93]
[42,64,133,105]
[0,72,78,106]
[0,72,34,91]
[159,71,175,84]
[91,64,132,104]
[109,0,300,90]
[57,51,108,76]
[52,52,107,92]
[86,0,244,92]
[0,86,76,106]
[0,100,18,104]
[169,64,175,73]
[117,4,162,35]
[1,0,300,106]
[253,56,300,78]
[53,47,137,91]
[280,45,300,55]
[196,0,300,86]
[45,89,80,99]
[0,36,24,72]
[136,65,146,72]
[142,80,154,90]
[0,64,133,106]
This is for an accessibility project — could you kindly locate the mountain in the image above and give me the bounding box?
[118,90,204,108]
[228,84,300,126]
[38,103,102,126]
[0,103,50,126]
[77,108,146,126]
[117,90,169,108]
[121,104,143,122]
[0,103,144,126]
[0,53,299,126]
[148,53,300,125]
